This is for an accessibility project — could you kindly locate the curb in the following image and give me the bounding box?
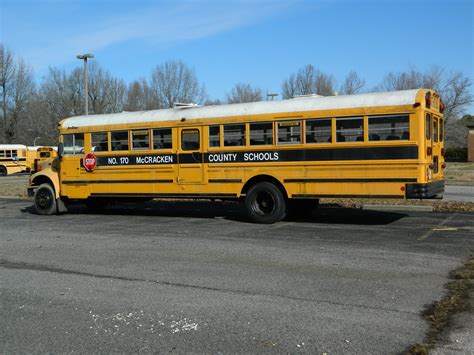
[362,204,434,212]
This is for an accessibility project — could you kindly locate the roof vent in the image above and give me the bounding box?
[292,94,324,99]
[173,102,199,108]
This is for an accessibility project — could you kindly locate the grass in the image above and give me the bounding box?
[445,162,474,185]
[405,255,474,354]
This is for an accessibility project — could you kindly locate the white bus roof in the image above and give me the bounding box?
[0,144,27,150]
[61,89,421,129]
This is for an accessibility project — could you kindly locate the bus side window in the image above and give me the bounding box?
[182,129,200,151]
[63,133,84,155]
[368,114,409,141]
[209,125,220,147]
[277,121,301,144]
[111,131,129,151]
[306,119,331,144]
[224,124,246,146]
[132,130,150,150]
[425,113,431,140]
[153,128,172,149]
[91,132,109,152]
[250,122,273,145]
[336,117,363,142]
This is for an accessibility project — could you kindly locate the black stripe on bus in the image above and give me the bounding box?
[63,179,173,184]
[0,158,26,162]
[208,179,243,183]
[90,193,237,198]
[292,194,403,199]
[284,178,418,183]
[87,146,418,168]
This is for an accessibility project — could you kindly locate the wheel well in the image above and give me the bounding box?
[241,175,288,199]
[32,176,55,191]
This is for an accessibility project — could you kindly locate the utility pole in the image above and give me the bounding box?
[76,53,94,115]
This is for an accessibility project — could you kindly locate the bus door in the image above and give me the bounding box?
[60,133,85,181]
[177,127,204,184]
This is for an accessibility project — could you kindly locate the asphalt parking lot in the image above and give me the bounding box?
[0,198,473,353]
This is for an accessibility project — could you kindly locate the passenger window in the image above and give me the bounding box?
[306,119,332,143]
[182,129,200,151]
[368,114,409,141]
[91,132,109,152]
[425,113,431,140]
[336,117,364,142]
[63,133,84,155]
[250,122,273,145]
[209,125,220,147]
[111,131,129,151]
[153,128,172,149]
[132,130,150,150]
[433,118,438,143]
[224,124,246,146]
[277,121,301,144]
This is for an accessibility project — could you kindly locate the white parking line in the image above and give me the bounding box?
[417,213,458,241]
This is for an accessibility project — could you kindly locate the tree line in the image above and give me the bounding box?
[0,44,472,146]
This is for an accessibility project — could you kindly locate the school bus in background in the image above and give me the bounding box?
[28,89,445,223]
[0,144,28,176]
[27,146,58,174]
[0,145,58,176]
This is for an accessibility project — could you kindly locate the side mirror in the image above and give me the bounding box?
[58,143,64,158]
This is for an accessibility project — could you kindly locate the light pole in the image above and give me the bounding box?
[33,136,41,146]
[267,92,278,101]
[76,53,94,115]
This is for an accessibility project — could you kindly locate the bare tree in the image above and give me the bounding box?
[87,62,126,114]
[150,60,206,108]
[0,45,16,142]
[281,64,335,98]
[124,79,155,111]
[226,83,263,103]
[376,66,473,121]
[339,70,365,95]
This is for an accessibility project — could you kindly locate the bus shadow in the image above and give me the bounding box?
[60,200,406,225]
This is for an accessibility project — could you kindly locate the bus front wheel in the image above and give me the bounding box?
[245,182,286,224]
[0,166,7,176]
[34,183,57,215]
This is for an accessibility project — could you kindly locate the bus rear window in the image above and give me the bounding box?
[63,133,84,155]
[440,119,444,142]
[368,114,409,141]
[433,119,438,143]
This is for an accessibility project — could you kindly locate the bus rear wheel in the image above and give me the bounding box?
[245,182,286,224]
[34,183,57,215]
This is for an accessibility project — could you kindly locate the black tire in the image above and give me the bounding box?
[245,182,286,224]
[34,183,57,215]
[0,166,7,176]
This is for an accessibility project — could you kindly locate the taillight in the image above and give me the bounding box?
[440,101,445,113]
[441,148,445,157]
[429,164,434,169]
[441,163,446,169]
[427,147,432,156]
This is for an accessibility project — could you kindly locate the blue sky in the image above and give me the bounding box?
[1,0,473,107]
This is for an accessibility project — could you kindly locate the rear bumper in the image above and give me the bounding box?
[406,180,444,199]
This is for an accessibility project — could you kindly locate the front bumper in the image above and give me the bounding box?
[406,180,444,199]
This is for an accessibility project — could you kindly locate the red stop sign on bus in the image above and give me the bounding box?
[83,153,97,172]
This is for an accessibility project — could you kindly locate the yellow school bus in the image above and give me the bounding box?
[29,89,445,223]
[26,146,58,174]
[0,144,28,176]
